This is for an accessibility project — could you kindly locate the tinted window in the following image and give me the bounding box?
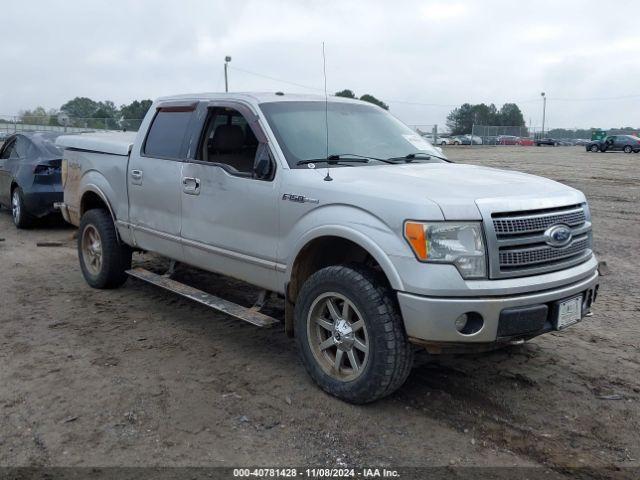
[15,137,30,158]
[144,110,192,158]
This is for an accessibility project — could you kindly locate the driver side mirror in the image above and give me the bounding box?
[254,144,274,180]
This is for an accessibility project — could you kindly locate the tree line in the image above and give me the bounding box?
[17,97,152,130]
[446,103,526,135]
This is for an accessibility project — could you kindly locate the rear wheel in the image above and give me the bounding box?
[11,187,33,229]
[78,209,131,289]
[589,145,599,152]
[624,145,633,153]
[295,265,413,404]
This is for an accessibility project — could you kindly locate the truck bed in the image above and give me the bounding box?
[56,131,137,156]
[55,131,136,228]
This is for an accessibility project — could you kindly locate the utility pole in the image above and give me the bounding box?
[540,92,546,137]
[224,56,232,92]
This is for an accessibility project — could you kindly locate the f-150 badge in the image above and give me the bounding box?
[282,194,319,204]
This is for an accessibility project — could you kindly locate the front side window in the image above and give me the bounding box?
[197,107,260,175]
[144,110,193,158]
[259,101,445,168]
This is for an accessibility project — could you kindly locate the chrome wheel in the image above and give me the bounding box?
[81,225,103,276]
[11,189,21,225]
[307,292,369,382]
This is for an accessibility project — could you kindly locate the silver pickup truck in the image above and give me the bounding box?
[56,93,599,403]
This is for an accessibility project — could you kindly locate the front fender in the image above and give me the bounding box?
[282,204,413,291]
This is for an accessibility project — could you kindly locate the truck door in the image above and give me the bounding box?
[127,103,196,261]
[180,102,280,291]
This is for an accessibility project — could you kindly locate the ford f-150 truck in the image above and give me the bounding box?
[56,93,599,403]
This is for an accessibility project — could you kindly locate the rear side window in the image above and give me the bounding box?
[144,110,193,158]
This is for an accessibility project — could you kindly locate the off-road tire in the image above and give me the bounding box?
[295,264,414,404]
[11,186,34,229]
[78,209,131,289]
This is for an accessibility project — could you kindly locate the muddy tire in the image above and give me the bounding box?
[295,265,413,404]
[78,209,131,289]
[11,187,34,229]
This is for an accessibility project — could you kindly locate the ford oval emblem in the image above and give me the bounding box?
[544,224,572,247]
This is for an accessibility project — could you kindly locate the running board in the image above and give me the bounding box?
[126,267,279,328]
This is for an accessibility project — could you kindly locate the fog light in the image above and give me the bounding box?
[454,313,468,332]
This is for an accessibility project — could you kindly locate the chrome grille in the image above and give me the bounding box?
[487,203,592,278]
[499,235,590,269]
[493,206,586,235]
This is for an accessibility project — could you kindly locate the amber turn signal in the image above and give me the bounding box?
[404,222,428,260]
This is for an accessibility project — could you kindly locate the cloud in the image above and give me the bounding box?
[0,0,638,129]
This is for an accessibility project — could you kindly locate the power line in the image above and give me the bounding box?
[227,64,640,107]
[228,65,323,92]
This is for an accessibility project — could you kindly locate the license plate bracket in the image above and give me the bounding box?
[553,295,582,330]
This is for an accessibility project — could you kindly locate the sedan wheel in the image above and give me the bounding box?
[590,145,599,152]
[624,146,633,153]
[11,190,21,224]
[11,187,33,229]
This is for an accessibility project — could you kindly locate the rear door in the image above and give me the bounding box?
[127,102,196,261]
[179,101,281,291]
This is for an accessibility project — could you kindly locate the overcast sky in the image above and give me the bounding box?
[1,0,639,129]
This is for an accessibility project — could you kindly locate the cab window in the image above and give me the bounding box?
[198,107,260,176]
[144,109,193,158]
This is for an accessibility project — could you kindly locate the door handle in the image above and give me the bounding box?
[130,169,143,185]
[182,176,201,195]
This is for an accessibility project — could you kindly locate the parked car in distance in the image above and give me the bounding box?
[496,135,519,145]
[586,135,640,153]
[56,93,599,404]
[535,138,558,146]
[0,132,65,228]
[451,134,483,145]
[517,137,535,146]
[422,134,449,146]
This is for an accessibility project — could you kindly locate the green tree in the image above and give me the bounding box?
[359,94,389,110]
[334,89,389,110]
[498,103,525,126]
[60,97,100,120]
[334,89,356,98]
[19,106,49,125]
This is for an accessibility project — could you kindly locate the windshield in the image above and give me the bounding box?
[259,100,446,168]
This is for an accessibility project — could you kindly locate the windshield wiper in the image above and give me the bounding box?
[386,152,450,163]
[297,153,400,166]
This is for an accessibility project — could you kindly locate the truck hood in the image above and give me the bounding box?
[325,162,585,220]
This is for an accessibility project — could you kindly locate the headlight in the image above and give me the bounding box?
[404,221,487,279]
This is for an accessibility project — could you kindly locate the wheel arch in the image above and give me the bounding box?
[79,186,119,241]
[283,227,404,337]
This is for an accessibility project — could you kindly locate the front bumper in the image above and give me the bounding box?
[398,269,599,351]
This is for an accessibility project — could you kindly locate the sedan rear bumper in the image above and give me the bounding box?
[23,186,63,218]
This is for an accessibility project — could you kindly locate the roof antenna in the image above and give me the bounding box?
[322,42,332,182]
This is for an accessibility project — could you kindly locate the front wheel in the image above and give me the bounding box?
[295,265,413,404]
[78,209,131,289]
[589,145,599,152]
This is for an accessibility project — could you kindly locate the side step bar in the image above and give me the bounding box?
[126,267,279,328]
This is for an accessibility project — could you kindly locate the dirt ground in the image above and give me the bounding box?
[0,146,638,474]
